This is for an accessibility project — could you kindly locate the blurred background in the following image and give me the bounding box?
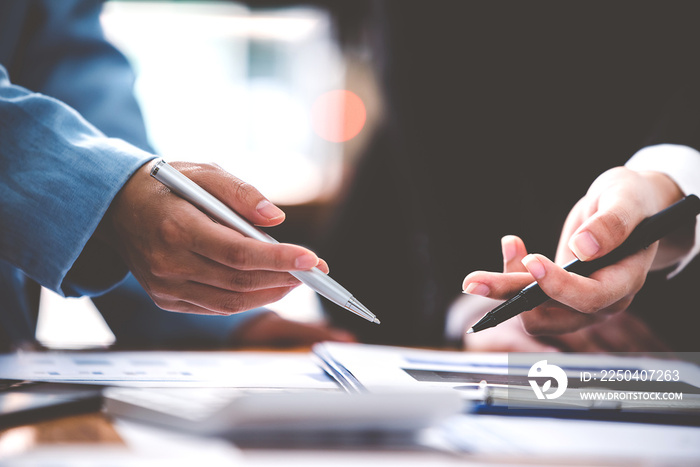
[36,0,380,349]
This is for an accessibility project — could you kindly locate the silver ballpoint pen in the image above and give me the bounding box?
[150,159,379,324]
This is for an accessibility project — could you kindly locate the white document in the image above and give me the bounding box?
[313,342,509,393]
[0,351,337,388]
[439,414,700,462]
[103,388,463,438]
[313,342,700,392]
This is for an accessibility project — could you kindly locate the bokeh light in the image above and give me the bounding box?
[311,90,367,142]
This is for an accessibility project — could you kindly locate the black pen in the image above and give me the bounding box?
[467,194,700,334]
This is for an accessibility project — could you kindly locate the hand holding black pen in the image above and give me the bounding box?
[465,193,700,335]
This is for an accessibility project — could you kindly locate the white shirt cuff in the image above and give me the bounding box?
[625,144,700,276]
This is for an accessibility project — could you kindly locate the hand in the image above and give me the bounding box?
[463,235,670,352]
[104,160,328,316]
[229,312,356,348]
[462,167,686,336]
[458,236,559,351]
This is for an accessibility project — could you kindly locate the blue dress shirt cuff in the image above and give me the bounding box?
[0,66,155,296]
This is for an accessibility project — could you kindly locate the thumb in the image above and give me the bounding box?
[568,204,644,261]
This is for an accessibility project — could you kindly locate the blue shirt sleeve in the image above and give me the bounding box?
[0,0,264,349]
[10,0,154,154]
[0,64,154,297]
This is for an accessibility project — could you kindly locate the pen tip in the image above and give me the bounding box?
[346,297,379,324]
[466,328,474,334]
[374,318,381,325]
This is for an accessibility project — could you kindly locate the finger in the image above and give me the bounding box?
[185,259,302,292]
[162,196,321,272]
[181,163,287,227]
[462,271,533,299]
[521,253,650,314]
[156,187,323,272]
[155,283,295,315]
[157,301,230,316]
[191,222,321,271]
[554,198,589,264]
[461,235,530,298]
[567,195,648,261]
[501,235,528,273]
[516,252,651,335]
[200,285,296,315]
[317,259,330,274]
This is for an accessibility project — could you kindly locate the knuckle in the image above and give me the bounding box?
[217,294,246,314]
[166,302,186,313]
[228,273,259,292]
[589,285,622,313]
[168,300,200,314]
[151,294,176,311]
[272,245,294,267]
[577,299,600,315]
[157,217,187,246]
[544,273,569,298]
[597,208,632,240]
[225,244,251,268]
[149,256,173,279]
[157,303,175,312]
[149,286,177,302]
[150,296,168,309]
[233,180,258,204]
[629,274,647,295]
[149,289,166,302]
[577,288,608,314]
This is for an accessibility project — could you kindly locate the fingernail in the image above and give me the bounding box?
[570,231,600,260]
[501,236,516,262]
[522,255,546,280]
[256,200,284,220]
[463,282,490,297]
[294,254,318,269]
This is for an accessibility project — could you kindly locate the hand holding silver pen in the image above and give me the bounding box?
[106,159,332,317]
[149,159,378,323]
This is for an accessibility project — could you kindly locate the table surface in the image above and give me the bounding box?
[1,348,698,466]
[0,411,618,466]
